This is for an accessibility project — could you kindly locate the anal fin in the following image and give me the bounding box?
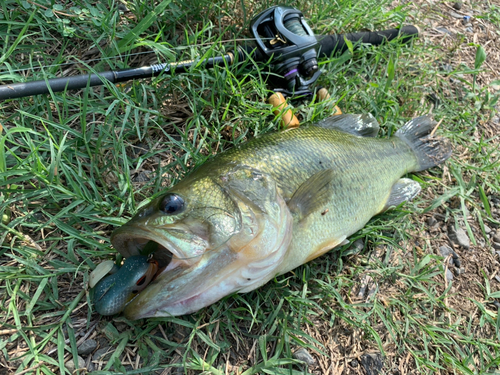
[382,178,421,212]
[314,114,380,137]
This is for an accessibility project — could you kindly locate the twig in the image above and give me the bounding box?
[0,329,17,335]
[430,117,444,137]
[443,254,452,322]
[75,321,98,347]
[443,3,472,16]
[16,362,43,375]
[27,0,78,17]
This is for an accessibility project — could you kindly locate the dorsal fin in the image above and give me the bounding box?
[314,114,380,137]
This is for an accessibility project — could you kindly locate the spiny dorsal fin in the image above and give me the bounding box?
[314,114,380,137]
[288,169,334,221]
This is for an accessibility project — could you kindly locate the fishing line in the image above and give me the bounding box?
[0,37,270,76]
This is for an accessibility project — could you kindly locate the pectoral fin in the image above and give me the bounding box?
[288,169,334,221]
[382,178,421,212]
[314,114,380,137]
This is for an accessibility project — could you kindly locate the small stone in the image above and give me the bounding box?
[484,225,492,234]
[352,239,364,253]
[439,246,457,266]
[465,27,473,33]
[492,242,500,250]
[455,267,465,275]
[117,3,129,12]
[448,226,470,249]
[92,346,114,362]
[86,357,95,372]
[449,10,463,19]
[115,323,128,332]
[350,359,359,367]
[441,64,453,73]
[426,216,438,226]
[427,92,440,107]
[360,353,384,375]
[78,339,97,356]
[439,245,452,258]
[358,274,375,299]
[97,337,109,348]
[65,356,86,372]
[493,232,500,243]
[445,269,454,281]
[453,256,461,268]
[436,27,452,35]
[495,275,500,283]
[453,2,462,10]
[293,348,316,366]
[434,213,445,220]
[133,171,151,183]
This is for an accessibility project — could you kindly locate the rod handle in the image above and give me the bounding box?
[316,25,419,58]
[268,92,300,129]
[317,88,342,115]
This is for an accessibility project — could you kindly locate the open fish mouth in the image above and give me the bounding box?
[110,226,240,318]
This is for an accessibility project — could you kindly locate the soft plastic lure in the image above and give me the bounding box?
[92,256,158,316]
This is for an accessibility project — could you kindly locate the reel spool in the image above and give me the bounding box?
[250,6,322,97]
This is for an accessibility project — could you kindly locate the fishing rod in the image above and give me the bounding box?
[0,6,418,101]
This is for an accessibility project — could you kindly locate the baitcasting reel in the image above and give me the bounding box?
[250,5,322,97]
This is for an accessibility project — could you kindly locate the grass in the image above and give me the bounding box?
[1,0,500,374]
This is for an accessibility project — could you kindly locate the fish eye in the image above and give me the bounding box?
[159,193,185,215]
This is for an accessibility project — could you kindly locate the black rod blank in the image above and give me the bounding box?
[0,54,234,100]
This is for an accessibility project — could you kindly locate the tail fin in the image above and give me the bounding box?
[395,115,452,172]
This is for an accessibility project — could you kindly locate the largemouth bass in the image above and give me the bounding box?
[93,114,451,319]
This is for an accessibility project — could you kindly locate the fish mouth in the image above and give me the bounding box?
[110,225,240,319]
[122,244,238,319]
